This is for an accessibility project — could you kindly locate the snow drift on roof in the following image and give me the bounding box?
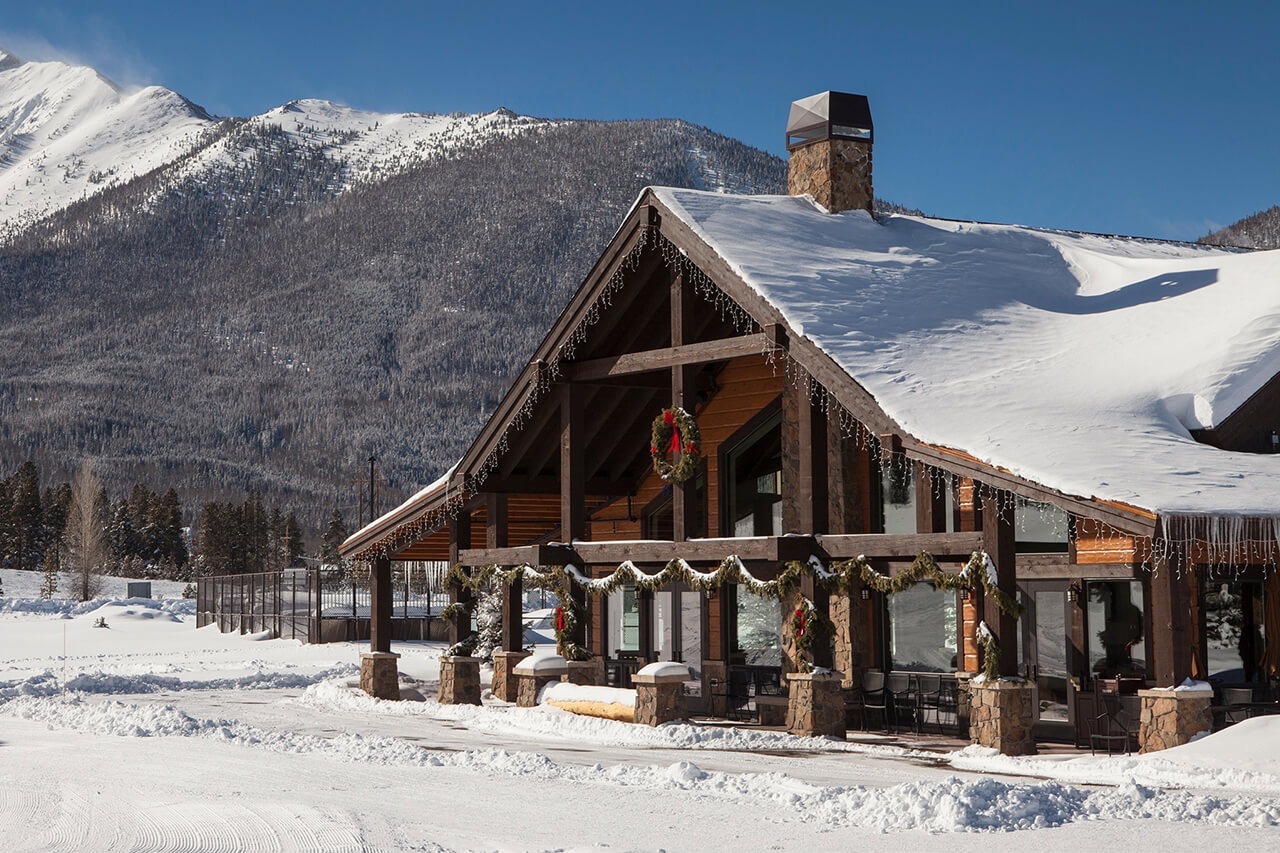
[652,188,1280,518]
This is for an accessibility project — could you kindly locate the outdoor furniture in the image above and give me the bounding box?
[886,672,914,731]
[1219,687,1257,727]
[858,670,889,731]
[915,673,946,734]
[1090,691,1140,754]
[725,666,755,722]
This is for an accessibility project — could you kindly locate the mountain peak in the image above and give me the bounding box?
[0,46,24,71]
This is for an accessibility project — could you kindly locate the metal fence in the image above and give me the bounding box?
[196,561,451,644]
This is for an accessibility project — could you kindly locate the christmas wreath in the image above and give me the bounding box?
[650,406,701,482]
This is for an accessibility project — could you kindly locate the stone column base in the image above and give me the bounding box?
[786,671,846,739]
[968,679,1036,755]
[513,655,568,707]
[563,658,605,686]
[438,655,482,705]
[633,671,687,726]
[491,650,530,703]
[1138,687,1213,753]
[360,652,401,700]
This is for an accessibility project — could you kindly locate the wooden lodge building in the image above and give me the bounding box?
[342,91,1280,753]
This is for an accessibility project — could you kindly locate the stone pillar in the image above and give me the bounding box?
[360,651,401,700]
[1138,687,1213,753]
[564,657,605,686]
[491,650,530,703]
[514,655,568,708]
[633,662,690,726]
[702,660,728,718]
[968,680,1036,755]
[438,655,482,705]
[785,671,846,739]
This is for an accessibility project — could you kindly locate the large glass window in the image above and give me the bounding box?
[887,583,957,671]
[1086,580,1146,679]
[881,462,955,534]
[1204,579,1266,683]
[724,413,782,537]
[735,591,781,666]
[641,475,707,540]
[607,584,640,653]
[1015,497,1069,552]
[651,585,702,678]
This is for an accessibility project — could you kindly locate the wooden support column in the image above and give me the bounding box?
[560,384,585,544]
[782,376,829,535]
[447,512,473,646]
[980,488,1019,678]
[1149,548,1194,687]
[485,493,523,653]
[638,589,656,662]
[671,270,699,541]
[370,554,393,654]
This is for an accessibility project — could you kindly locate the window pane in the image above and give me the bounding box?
[1204,579,1266,683]
[888,584,956,671]
[736,591,781,666]
[1086,581,1145,679]
[726,415,782,537]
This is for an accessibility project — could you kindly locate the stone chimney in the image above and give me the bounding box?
[786,91,873,214]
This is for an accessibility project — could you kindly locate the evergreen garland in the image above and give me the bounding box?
[444,548,1024,679]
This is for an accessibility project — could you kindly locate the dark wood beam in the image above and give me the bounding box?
[915,461,947,534]
[477,474,632,496]
[816,531,985,560]
[370,554,393,654]
[981,489,1018,678]
[561,384,586,543]
[672,269,700,542]
[448,512,473,645]
[565,331,780,382]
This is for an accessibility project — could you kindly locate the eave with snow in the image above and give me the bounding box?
[340,91,1280,747]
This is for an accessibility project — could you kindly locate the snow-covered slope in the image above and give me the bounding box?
[0,47,215,231]
[654,188,1280,519]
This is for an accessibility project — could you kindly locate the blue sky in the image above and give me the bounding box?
[3,1,1278,240]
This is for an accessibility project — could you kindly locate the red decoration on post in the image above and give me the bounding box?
[555,606,565,632]
[795,607,805,637]
[650,407,702,483]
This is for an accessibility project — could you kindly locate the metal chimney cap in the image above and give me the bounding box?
[786,91,873,150]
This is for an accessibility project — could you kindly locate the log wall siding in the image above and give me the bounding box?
[587,354,784,542]
[1075,518,1149,565]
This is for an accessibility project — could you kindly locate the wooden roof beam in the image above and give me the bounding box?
[564,327,783,382]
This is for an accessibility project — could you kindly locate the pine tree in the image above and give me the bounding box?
[321,509,347,565]
[39,547,59,599]
[472,580,504,662]
[11,461,43,572]
[284,512,304,567]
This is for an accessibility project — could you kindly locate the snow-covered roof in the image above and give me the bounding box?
[651,188,1280,519]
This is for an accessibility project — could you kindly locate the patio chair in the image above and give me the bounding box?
[886,672,914,732]
[725,667,755,722]
[858,670,889,731]
[914,673,944,734]
[1090,691,1139,755]
[1221,687,1255,726]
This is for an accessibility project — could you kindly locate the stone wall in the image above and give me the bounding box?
[968,680,1036,755]
[785,671,846,739]
[1138,688,1213,753]
[564,658,605,686]
[438,656,482,706]
[787,139,873,214]
[633,677,686,726]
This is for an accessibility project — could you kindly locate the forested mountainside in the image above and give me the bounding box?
[1202,205,1280,249]
[0,115,799,529]
[0,50,922,533]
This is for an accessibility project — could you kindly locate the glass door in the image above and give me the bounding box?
[1019,580,1073,741]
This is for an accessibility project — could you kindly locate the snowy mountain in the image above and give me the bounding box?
[1202,205,1280,249]
[0,47,803,530]
[0,47,213,234]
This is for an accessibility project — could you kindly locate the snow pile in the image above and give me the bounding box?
[653,188,1280,517]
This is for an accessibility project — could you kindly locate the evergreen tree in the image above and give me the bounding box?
[39,548,59,599]
[11,461,43,571]
[0,476,14,570]
[283,512,304,567]
[321,509,347,565]
[153,488,187,569]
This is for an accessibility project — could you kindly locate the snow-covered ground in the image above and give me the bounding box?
[2,576,1279,850]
